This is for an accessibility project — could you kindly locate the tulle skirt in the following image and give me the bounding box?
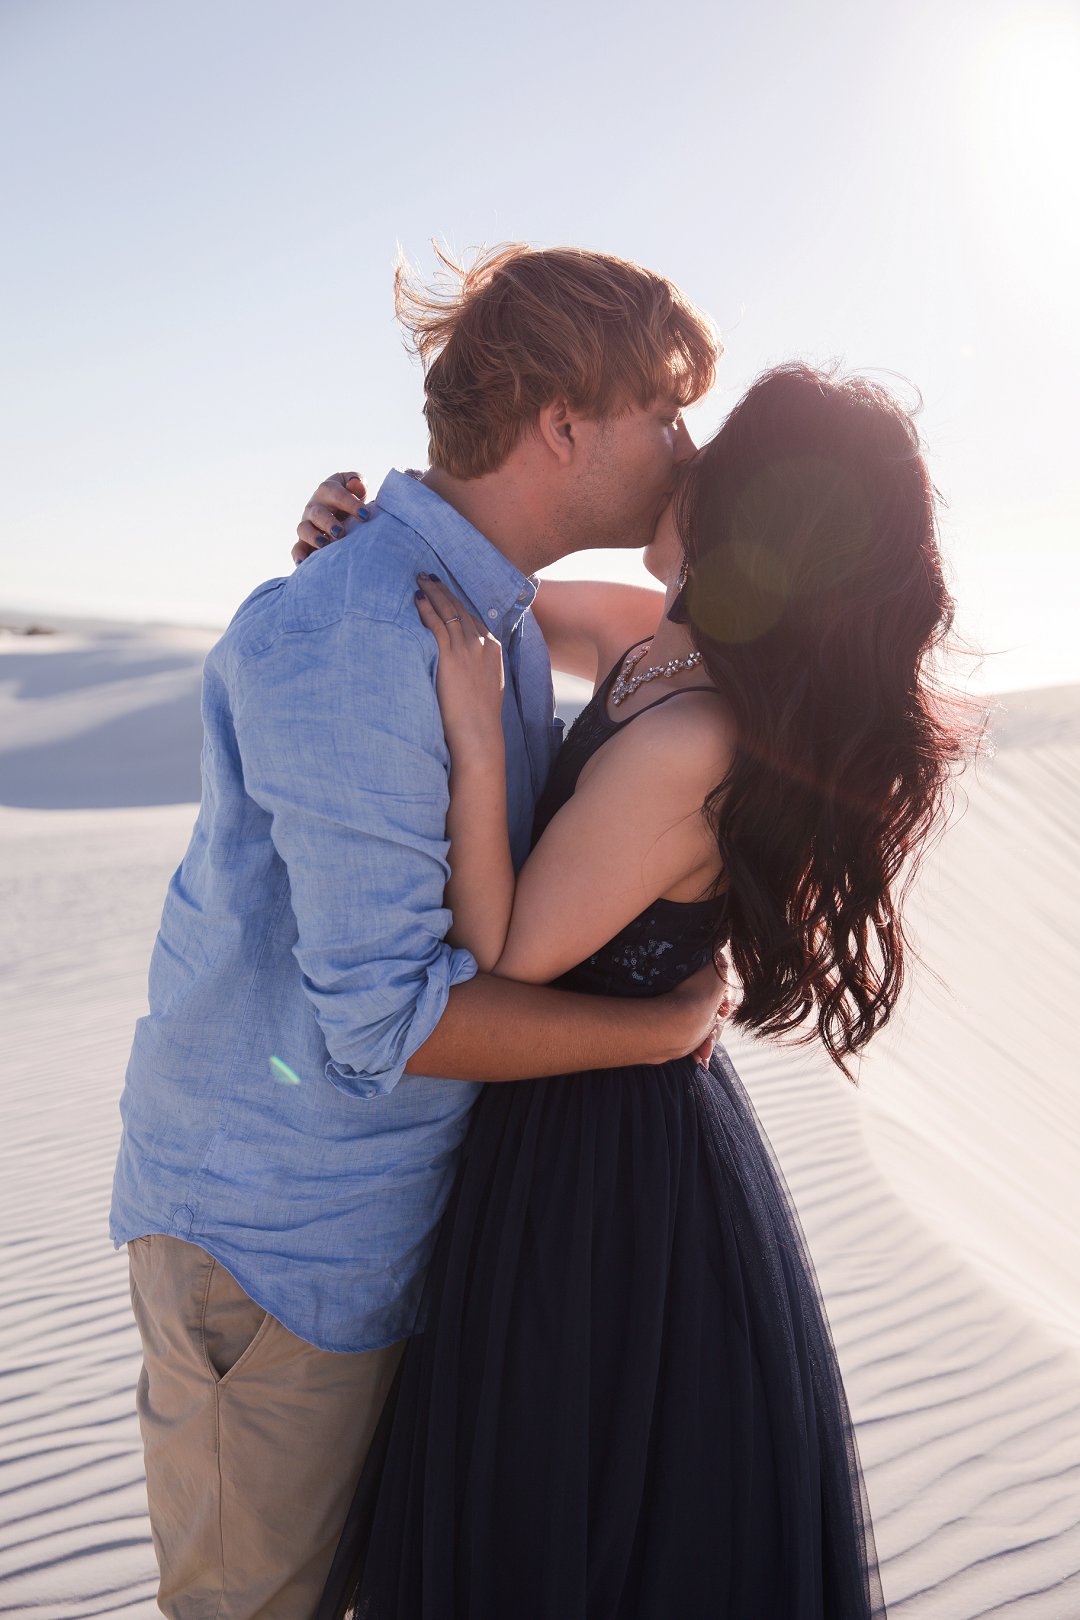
[317,1047,885,1619]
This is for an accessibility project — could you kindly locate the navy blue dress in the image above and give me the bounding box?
[316,676,885,1620]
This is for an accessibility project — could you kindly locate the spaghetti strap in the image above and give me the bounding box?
[605,685,726,729]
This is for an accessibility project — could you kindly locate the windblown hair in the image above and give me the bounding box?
[394,243,718,478]
[675,364,980,1078]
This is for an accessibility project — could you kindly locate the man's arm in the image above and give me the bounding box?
[235,614,476,1098]
[407,965,729,1081]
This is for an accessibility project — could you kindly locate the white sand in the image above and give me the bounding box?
[1,619,1078,1618]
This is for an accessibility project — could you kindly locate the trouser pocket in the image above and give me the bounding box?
[200,1255,270,1383]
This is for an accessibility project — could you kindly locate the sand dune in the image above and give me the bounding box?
[1,620,1077,1617]
[0,620,216,809]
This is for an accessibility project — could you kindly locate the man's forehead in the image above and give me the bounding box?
[617,392,680,416]
[591,389,682,424]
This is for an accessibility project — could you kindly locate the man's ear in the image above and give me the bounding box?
[536,398,578,467]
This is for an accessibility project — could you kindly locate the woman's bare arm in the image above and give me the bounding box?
[409,582,731,1079]
[416,575,733,989]
[492,695,735,985]
[414,576,515,971]
[531,578,664,684]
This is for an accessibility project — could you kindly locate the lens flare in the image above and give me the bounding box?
[269,1055,301,1086]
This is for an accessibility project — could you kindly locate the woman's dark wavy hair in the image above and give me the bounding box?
[675,364,980,1079]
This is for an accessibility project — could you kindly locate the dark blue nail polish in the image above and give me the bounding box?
[415,588,426,599]
[329,524,343,538]
[356,506,369,520]
[428,573,441,583]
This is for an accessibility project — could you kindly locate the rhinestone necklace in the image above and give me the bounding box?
[610,640,704,707]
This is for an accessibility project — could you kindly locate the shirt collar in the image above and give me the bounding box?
[375,469,538,632]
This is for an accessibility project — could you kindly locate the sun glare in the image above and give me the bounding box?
[970,5,1080,304]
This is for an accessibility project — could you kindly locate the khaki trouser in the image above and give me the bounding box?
[127,1234,404,1620]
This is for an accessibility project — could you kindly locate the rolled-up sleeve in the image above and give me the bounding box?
[234,613,477,1098]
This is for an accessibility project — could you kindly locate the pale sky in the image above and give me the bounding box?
[2,0,1077,692]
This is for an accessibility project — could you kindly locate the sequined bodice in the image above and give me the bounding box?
[532,678,729,999]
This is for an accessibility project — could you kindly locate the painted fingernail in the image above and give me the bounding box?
[356,506,369,520]
[329,524,343,538]
[415,589,426,600]
[428,574,441,583]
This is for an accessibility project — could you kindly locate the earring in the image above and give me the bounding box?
[667,555,691,625]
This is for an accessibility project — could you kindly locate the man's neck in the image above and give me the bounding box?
[421,466,555,577]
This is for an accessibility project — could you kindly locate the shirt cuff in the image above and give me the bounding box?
[323,944,478,1099]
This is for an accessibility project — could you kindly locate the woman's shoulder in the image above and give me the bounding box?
[581,687,737,802]
[622,685,736,758]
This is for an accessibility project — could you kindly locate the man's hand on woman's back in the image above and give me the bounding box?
[677,956,736,1068]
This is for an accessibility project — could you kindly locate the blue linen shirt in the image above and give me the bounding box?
[110,471,562,1352]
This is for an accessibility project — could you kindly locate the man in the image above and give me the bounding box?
[112,243,723,1618]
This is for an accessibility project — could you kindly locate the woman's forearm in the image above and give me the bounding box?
[444,756,515,971]
[532,579,664,679]
[412,576,517,970]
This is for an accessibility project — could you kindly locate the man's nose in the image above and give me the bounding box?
[673,418,698,463]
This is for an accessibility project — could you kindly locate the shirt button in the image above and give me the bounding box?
[487,608,499,621]
[516,590,529,605]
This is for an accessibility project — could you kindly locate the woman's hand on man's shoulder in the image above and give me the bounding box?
[292,472,369,566]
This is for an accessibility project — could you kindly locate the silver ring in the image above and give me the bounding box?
[444,614,462,624]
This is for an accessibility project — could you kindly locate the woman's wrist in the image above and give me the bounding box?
[447,742,506,782]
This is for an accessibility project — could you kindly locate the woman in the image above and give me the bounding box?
[312,364,971,1618]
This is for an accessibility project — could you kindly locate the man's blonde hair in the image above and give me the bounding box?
[394,244,719,479]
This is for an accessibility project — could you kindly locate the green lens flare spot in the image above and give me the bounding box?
[269,1055,302,1086]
